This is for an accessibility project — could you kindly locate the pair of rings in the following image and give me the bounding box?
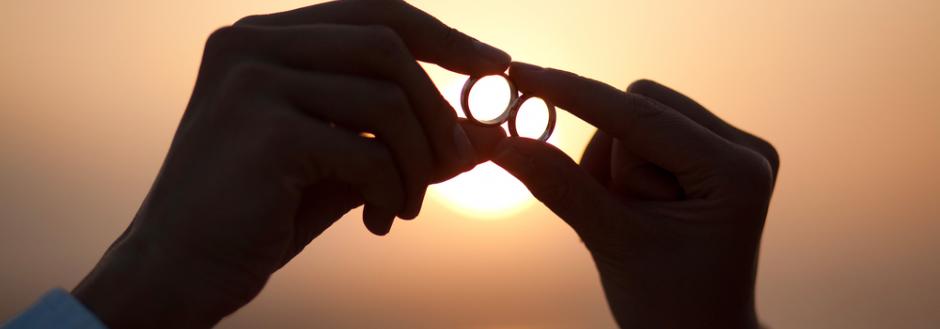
[459,74,557,142]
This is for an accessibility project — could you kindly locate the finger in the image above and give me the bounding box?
[610,140,684,201]
[301,124,404,236]
[271,70,433,219]
[600,85,682,201]
[223,62,406,235]
[430,119,507,183]
[234,0,510,75]
[508,62,733,196]
[581,130,684,200]
[492,137,628,236]
[205,24,476,174]
[580,130,613,186]
[627,79,779,181]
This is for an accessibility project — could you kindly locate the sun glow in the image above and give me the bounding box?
[430,77,560,219]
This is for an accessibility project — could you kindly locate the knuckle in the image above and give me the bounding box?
[258,111,306,152]
[350,0,406,14]
[214,62,285,123]
[749,136,780,174]
[205,26,245,55]
[721,146,775,196]
[626,79,660,94]
[225,62,274,90]
[619,93,671,136]
[372,83,410,122]
[623,93,667,123]
[365,24,397,42]
[362,25,408,59]
[233,15,262,26]
[200,26,257,86]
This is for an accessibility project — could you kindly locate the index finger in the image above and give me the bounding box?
[627,79,780,181]
[507,62,733,186]
[235,0,511,75]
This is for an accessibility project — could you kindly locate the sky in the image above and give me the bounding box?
[1,0,939,328]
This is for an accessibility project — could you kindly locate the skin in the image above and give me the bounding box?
[68,1,778,328]
[72,1,508,328]
[493,63,778,329]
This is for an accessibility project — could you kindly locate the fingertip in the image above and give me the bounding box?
[507,62,578,97]
[508,62,546,81]
[472,39,511,71]
[363,204,395,236]
[399,209,418,221]
[399,186,427,220]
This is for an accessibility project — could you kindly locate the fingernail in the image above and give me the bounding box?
[511,61,544,74]
[453,125,476,168]
[473,39,511,65]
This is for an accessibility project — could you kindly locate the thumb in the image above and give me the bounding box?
[492,137,620,234]
[432,119,507,184]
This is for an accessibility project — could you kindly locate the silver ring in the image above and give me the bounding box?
[508,94,556,142]
[460,73,517,126]
[460,74,557,142]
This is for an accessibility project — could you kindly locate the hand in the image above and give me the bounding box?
[493,63,779,328]
[72,1,508,328]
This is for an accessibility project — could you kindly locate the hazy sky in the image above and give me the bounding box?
[1,1,939,328]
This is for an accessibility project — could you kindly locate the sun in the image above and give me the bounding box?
[430,161,533,218]
[429,77,560,219]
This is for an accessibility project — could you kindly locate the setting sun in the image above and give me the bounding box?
[429,77,560,219]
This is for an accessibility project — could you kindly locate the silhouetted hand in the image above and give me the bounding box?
[71,1,508,328]
[493,62,779,328]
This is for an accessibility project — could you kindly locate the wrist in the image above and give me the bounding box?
[593,253,759,329]
[72,231,227,329]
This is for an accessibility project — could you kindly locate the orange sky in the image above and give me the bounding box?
[1,1,939,328]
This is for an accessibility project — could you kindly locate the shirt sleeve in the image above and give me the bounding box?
[2,288,107,329]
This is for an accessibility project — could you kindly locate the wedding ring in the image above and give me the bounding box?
[460,74,556,142]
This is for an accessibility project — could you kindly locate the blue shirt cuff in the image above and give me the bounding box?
[2,288,107,329]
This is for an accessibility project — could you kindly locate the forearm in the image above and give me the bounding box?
[71,233,244,329]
